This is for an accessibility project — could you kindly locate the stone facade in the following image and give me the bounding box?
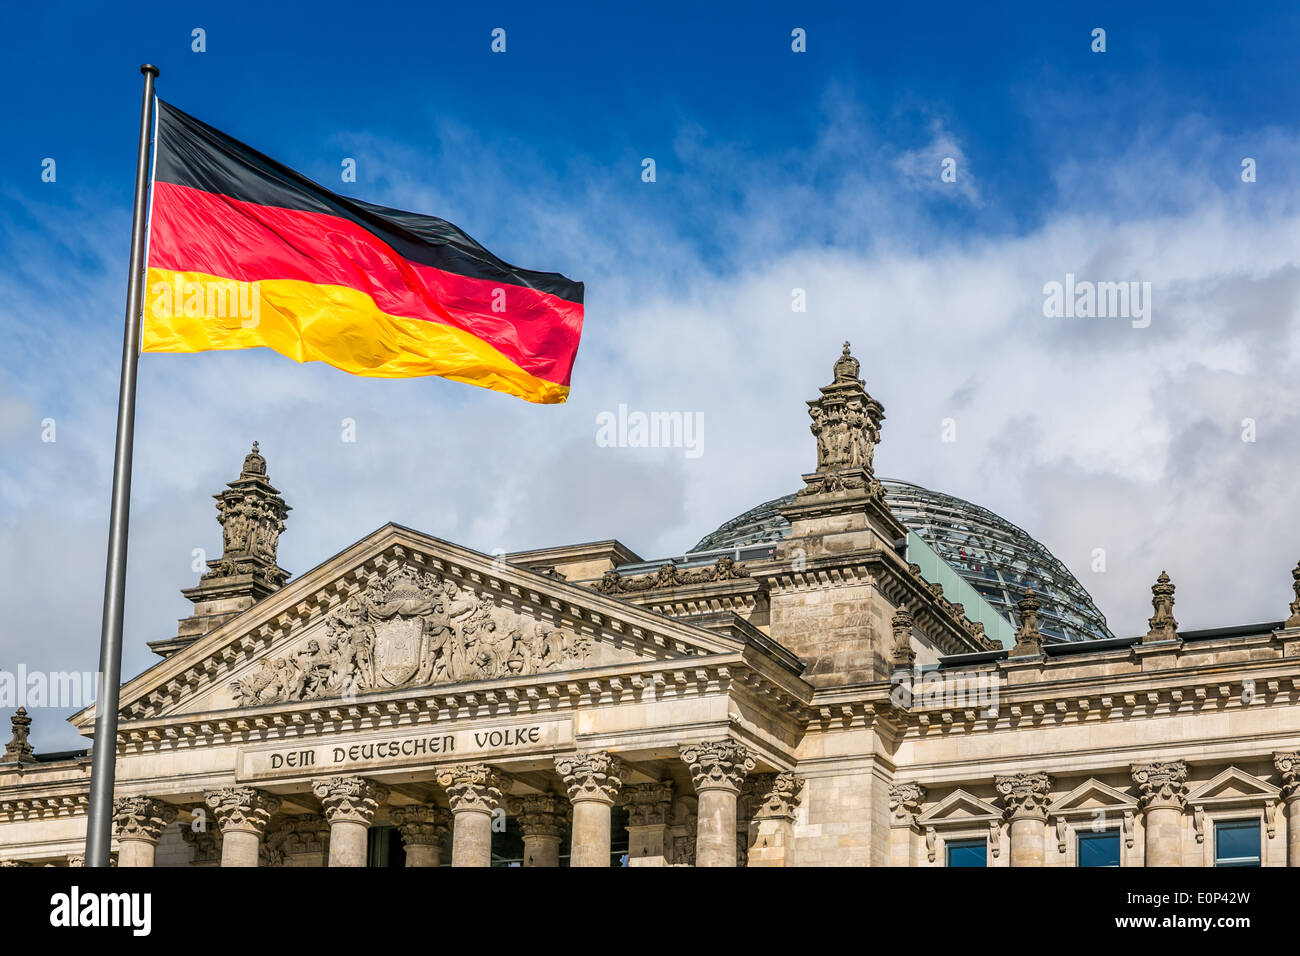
[2,344,1298,868]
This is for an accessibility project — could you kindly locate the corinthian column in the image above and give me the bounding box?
[311,776,388,867]
[514,794,567,867]
[1274,752,1300,867]
[112,796,177,868]
[680,739,756,867]
[747,772,804,867]
[436,765,503,867]
[623,782,674,867]
[556,752,626,867]
[995,772,1053,867]
[204,787,281,867]
[1132,761,1188,867]
[390,804,450,867]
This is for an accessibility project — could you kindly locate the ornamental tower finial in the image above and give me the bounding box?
[1009,589,1045,658]
[890,604,916,669]
[798,342,886,496]
[1287,559,1300,628]
[1143,571,1178,643]
[2,708,36,764]
[152,444,294,657]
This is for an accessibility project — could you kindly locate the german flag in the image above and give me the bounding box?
[143,100,583,404]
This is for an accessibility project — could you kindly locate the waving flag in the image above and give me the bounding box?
[143,99,583,403]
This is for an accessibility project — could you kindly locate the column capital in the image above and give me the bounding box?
[555,751,627,804]
[390,804,452,847]
[680,739,755,793]
[1131,760,1189,810]
[112,796,177,844]
[311,775,389,824]
[1275,752,1300,800]
[888,781,927,826]
[995,771,1054,820]
[748,772,804,822]
[622,782,674,827]
[436,764,504,814]
[204,786,281,835]
[512,793,569,838]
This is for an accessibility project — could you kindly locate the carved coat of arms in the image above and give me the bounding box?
[230,567,594,706]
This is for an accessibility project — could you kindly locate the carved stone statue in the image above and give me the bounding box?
[799,343,886,497]
[204,442,291,589]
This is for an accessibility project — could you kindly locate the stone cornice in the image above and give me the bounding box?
[0,792,88,821]
[76,528,766,729]
[807,650,1300,740]
[94,654,811,753]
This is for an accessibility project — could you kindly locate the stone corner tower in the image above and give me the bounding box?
[150,442,291,658]
[760,343,985,686]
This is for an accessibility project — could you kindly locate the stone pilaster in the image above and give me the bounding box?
[181,824,222,866]
[995,772,1053,867]
[888,781,926,867]
[312,776,388,867]
[280,813,330,865]
[680,739,756,867]
[1132,761,1188,866]
[513,794,568,868]
[746,772,803,867]
[204,787,281,867]
[1274,752,1300,867]
[390,804,451,867]
[436,765,503,867]
[622,782,674,867]
[556,752,626,867]
[112,796,177,868]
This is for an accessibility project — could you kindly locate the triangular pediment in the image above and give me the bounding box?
[1048,778,1138,815]
[916,788,1000,824]
[73,524,756,728]
[1186,767,1280,804]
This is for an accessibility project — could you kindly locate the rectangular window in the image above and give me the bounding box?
[1077,829,1121,867]
[1214,819,1261,867]
[945,837,987,867]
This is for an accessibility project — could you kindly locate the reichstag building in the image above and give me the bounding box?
[3,343,1299,867]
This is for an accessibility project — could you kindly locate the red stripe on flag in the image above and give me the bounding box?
[148,181,583,386]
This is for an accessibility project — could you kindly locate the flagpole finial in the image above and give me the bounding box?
[140,64,159,77]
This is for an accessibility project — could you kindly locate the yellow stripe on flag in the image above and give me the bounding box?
[141,268,569,404]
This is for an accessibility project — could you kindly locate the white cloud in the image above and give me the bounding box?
[3,93,1300,751]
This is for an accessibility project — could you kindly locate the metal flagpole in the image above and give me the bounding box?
[85,63,159,868]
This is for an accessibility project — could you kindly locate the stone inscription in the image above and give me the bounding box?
[236,721,571,781]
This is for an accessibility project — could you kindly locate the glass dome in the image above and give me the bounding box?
[690,479,1113,644]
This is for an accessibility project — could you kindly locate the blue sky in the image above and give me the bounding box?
[4,1,1300,749]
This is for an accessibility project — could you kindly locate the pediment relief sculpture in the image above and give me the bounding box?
[230,566,603,706]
